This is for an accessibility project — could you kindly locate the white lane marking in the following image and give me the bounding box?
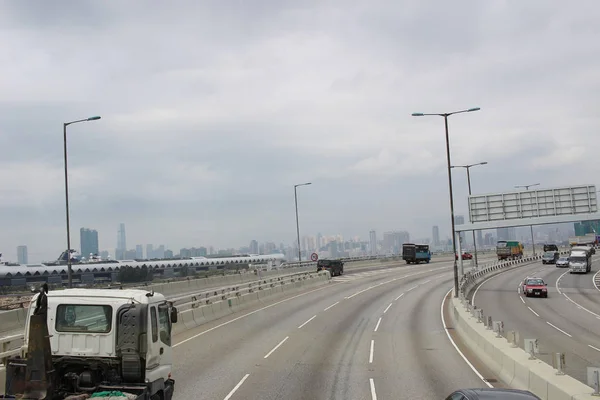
[374,317,382,332]
[383,303,393,314]
[369,340,375,363]
[324,301,339,311]
[174,282,335,347]
[407,285,418,292]
[527,307,540,317]
[472,273,505,308]
[395,293,405,301]
[224,373,250,400]
[520,297,525,304]
[555,268,600,319]
[589,344,600,352]
[561,292,600,319]
[297,315,316,329]
[546,322,572,337]
[345,268,446,299]
[593,270,600,292]
[441,287,494,388]
[556,270,569,295]
[369,378,378,400]
[422,279,431,284]
[264,336,289,359]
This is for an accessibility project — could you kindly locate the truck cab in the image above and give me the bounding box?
[10,288,178,400]
[569,247,592,273]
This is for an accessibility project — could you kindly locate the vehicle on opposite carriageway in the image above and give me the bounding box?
[316,259,344,276]
[402,243,431,264]
[521,277,548,298]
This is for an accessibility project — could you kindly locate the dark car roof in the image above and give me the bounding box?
[459,388,541,400]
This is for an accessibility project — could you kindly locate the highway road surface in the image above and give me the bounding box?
[472,254,600,385]
[170,258,494,400]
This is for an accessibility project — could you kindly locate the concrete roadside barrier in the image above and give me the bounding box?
[449,295,596,399]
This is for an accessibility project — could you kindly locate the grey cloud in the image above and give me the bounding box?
[1,1,600,262]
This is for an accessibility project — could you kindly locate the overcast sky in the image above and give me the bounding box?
[1,1,599,262]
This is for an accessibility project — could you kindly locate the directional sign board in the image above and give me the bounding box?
[310,252,318,262]
[468,185,597,223]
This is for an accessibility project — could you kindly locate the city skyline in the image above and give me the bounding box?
[4,219,581,264]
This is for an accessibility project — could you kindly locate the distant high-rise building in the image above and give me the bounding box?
[477,230,484,247]
[116,223,126,260]
[164,249,174,258]
[146,244,154,259]
[382,231,410,254]
[17,245,28,264]
[80,228,99,258]
[249,240,259,254]
[496,227,516,241]
[369,230,377,255]
[432,226,440,246]
[135,245,143,259]
[156,245,165,259]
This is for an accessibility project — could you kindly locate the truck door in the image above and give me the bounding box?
[146,305,161,371]
[146,303,173,383]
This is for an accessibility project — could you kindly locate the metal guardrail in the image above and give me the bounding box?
[172,270,321,311]
[0,334,23,366]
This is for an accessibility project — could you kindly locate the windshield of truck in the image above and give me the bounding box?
[416,245,429,252]
[570,256,587,263]
[543,252,555,257]
[55,304,112,333]
[497,241,508,247]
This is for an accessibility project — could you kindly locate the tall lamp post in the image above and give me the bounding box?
[451,162,488,270]
[294,182,312,262]
[515,183,540,257]
[64,116,101,288]
[412,107,481,297]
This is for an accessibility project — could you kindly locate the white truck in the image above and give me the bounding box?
[569,246,593,274]
[4,287,178,400]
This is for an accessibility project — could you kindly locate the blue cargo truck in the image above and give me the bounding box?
[402,243,431,264]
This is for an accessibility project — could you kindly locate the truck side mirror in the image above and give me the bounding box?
[171,307,178,324]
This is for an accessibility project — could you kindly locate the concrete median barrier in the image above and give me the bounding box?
[449,295,597,399]
[448,249,596,400]
[172,270,329,336]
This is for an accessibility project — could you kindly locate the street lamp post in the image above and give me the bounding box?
[451,161,488,270]
[294,182,312,262]
[515,183,540,257]
[412,107,481,297]
[64,116,101,288]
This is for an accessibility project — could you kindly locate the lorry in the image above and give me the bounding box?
[316,259,344,276]
[3,286,178,400]
[569,246,593,273]
[402,244,431,264]
[569,233,598,246]
[496,240,524,260]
